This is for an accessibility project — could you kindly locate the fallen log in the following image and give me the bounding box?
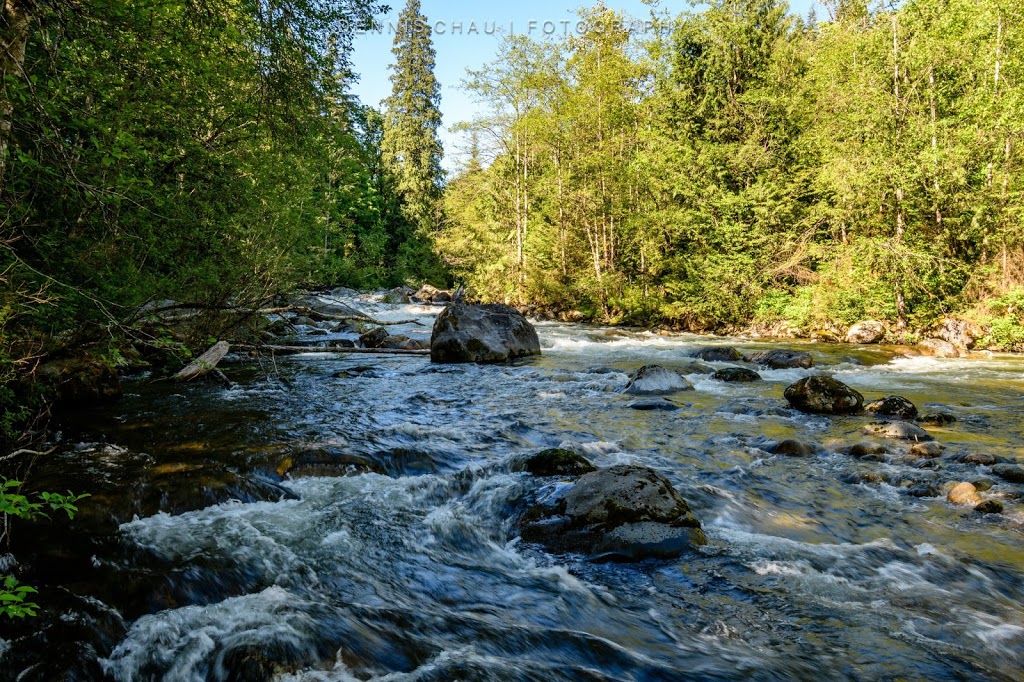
[239,344,430,356]
[173,341,231,381]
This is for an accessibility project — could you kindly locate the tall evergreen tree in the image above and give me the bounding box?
[381,0,446,280]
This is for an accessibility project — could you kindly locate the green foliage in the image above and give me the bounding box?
[0,477,88,618]
[979,288,1024,350]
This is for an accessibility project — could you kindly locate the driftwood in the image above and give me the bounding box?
[173,341,231,381]
[240,344,430,356]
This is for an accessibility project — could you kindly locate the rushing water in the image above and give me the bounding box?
[3,293,1024,681]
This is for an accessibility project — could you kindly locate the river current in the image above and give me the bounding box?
[2,292,1023,681]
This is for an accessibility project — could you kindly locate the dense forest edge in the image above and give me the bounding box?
[1,0,1023,450]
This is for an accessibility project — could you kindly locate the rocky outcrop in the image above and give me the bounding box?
[520,465,706,562]
[713,367,761,382]
[783,376,863,414]
[845,321,886,344]
[933,317,983,351]
[430,303,541,363]
[864,396,918,420]
[623,365,693,395]
[745,349,813,369]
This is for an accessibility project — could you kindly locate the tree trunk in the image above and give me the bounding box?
[1,0,33,186]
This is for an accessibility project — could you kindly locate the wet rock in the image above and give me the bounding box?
[845,321,886,344]
[627,399,681,411]
[972,478,995,492]
[843,472,890,485]
[380,335,426,351]
[520,465,706,562]
[670,360,716,375]
[848,442,887,457]
[769,439,815,457]
[515,449,597,477]
[918,412,956,426]
[745,349,813,369]
[691,346,742,362]
[784,376,864,415]
[864,421,933,441]
[37,355,122,406]
[907,484,940,498]
[277,448,385,479]
[909,441,944,458]
[383,286,414,304]
[713,367,762,383]
[413,284,452,303]
[947,482,982,506]
[918,338,960,358]
[960,453,997,466]
[430,303,541,364]
[623,365,693,395]
[975,500,1004,514]
[864,396,918,420]
[991,464,1024,484]
[359,327,390,349]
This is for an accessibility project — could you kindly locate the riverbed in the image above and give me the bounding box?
[2,292,1023,681]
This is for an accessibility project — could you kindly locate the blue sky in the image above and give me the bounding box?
[350,1,819,170]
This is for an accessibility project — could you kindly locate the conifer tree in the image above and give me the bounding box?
[381,0,446,280]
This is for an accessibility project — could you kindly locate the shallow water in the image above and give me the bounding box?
[2,293,1024,681]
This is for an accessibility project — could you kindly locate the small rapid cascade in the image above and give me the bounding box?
[2,290,1024,681]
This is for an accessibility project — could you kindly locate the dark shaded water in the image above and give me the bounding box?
[3,293,1024,680]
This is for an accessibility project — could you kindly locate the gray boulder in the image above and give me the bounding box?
[692,346,742,362]
[845,321,885,344]
[745,349,813,369]
[784,376,864,414]
[359,327,390,348]
[514,449,597,477]
[623,365,693,395]
[430,303,541,363]
[713,367,762,382]
[521,465,705,561]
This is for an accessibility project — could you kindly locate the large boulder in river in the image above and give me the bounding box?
[845,321,886,345]
[745,349,813,369]
[933,317,983,351]
[520,465,706,561]
[864,396,918,420]
[623,365,693,395]
[430,303,541,364]
[918,338,961,358]
[513,449,597,477]
[784,376,863,414]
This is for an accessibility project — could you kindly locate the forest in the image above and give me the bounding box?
[1,0,1022,445]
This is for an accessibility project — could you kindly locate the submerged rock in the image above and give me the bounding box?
[864,421,933,441]
[918,412,957,426]
[960,452,997,466]
[975,499,1004,514]
[784,376,863,415]
[845,321,886,345]
[769,439,816,457]
[713,367,762,382]
[627,399,681,411]
[991,464,1024,484]
[745,349,813,369]
[864,396,918,420]
[847,442,887,457]
[430,303,541,364]
[692,346,742,362]
[623,365,693,395]
[514,449,597,477]
[520,465,706,562]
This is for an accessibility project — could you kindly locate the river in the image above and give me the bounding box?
[2,292,1023,681]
